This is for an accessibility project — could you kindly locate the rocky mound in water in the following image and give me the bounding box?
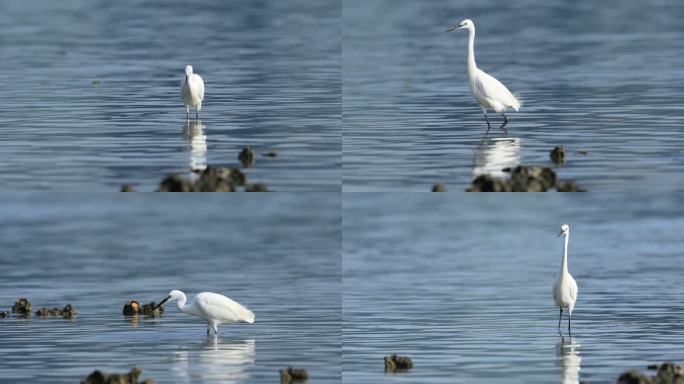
[280,367,308,383]
[384,355,413,372]
[81,367,155,384]
[157,166,267,192]
[617,362,684,384]
[467,165,584,192]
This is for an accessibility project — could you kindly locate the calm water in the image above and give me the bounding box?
[0,0,340,191]
[343,0,684,191]
[343,194,684,383]
[0,194,341,383]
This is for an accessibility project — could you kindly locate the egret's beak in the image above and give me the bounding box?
[446,25,463,32]
[557,230,563,238]
[154,295,171,310]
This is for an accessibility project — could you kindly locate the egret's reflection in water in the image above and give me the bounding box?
[171,338,255,384]
[472,136,521,179]
[183,120,207,174]
[556,334,581,384]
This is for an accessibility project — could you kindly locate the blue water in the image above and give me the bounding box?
[343,0,684,191]
[343,193,684,383]
[0,194,341,383]
[0,0,340,191]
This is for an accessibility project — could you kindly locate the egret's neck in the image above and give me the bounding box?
[176,294,188,313]
[560,233,569,275]
[467,26,477,75]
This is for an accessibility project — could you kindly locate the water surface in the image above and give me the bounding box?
[0,0,340,191]
[0,194,341,383]
[343,0,684,191]
[343,194,684,383]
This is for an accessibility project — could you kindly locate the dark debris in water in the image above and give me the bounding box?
[12,298,32,316]
[9,298,75,319]
[120,184,136,192]
[280,367,308,383]
[157,166,255,192]
[81,367,155,384]
[245,183,268,192]
[467,165,584,192]
[432,184,447,192]
[239,146,256,168]
[263,150,278,158]
[550,145,566,165]
[0,311,9,318]
[122,300,164,317]
[618,362,684,384]
[384,355,413,372]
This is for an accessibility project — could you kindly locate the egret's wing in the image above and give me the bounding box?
[476,69,520,111]
[569,278,578,302]
[195,292,255,323]
[196,75,205,102]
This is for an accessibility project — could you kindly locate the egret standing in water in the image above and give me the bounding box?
[553,224,578,332]
[155,290,254,336]
[447,19,520,132]
[181,65,205,120]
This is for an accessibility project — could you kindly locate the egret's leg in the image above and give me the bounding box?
[207,323,211,336]
[498,113,509,134]
[568,312,572,333]
[196,107,200,120]
[558,308,563,329]
[483,110,491,131]
[186,107,190,119]
[211,321,219,336]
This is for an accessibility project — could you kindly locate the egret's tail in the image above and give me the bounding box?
[243,309,255,324]
[511,94,522,112]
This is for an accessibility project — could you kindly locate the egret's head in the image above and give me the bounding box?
[557,224,570,237]
[155,290,183,309]
[185,65,193,77]
[447,19,474,32]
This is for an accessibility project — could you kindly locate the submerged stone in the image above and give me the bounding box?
[550,145,566,165]
[11,298,32,316]
[280,367,308,383]
[81,367,154,384]
[384,355,413,372]
[245,183,268,192]
[432,184,447,192]
[239,146,256,168]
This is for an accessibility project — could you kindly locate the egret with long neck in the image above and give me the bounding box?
[447,19,520,132]
[553,224,578,332]
[155,290,255,336]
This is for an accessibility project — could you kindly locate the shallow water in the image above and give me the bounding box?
[343,0,684,191]
[0,0,340,191]
[343,194,684,383]
[0,194,341,383]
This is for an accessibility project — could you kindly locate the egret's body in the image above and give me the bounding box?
[156,290,254,336]
[448,19,520,131]
[181,65,205,120]
[553,224,578,332]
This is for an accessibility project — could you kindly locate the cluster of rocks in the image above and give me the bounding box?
[157,166,266,192]
[35,304,77,319]
[280,367,308,383]
[81,367,155,384]
[384,355,413,372]
[122,300,164,317]
[618,362,684,384]
[2,298,76,319]
[467,165,584,192]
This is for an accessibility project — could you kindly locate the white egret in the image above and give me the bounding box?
[447,19,520,132]
[156,290,254,336]
[181,65,205,120]
[553,224,578,332]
